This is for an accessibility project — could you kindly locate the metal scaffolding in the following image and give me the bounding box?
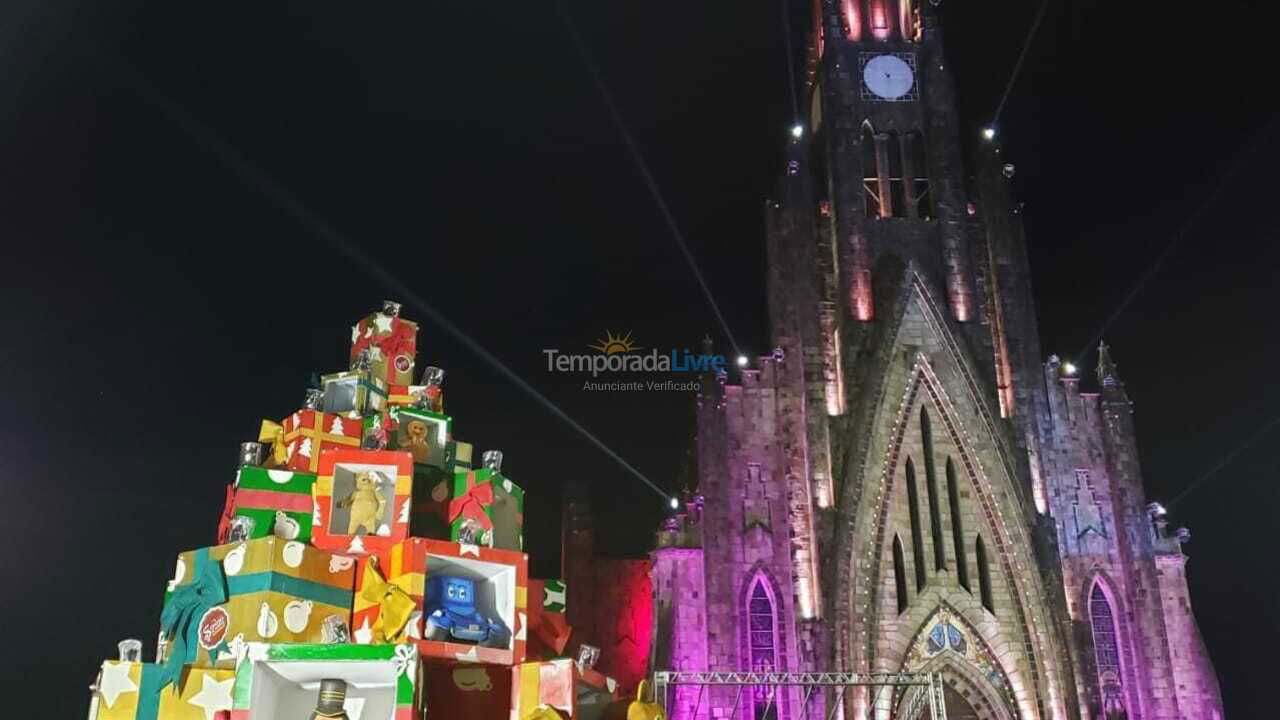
[650,671,949,720]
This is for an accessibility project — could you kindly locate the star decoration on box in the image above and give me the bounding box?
[374,314,394,333]
[354,617,374,644]
[98,661,138,708]
[351,325,360,344]
[187,673,235,720]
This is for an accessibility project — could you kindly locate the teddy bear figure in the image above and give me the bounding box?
[337,471,387,535]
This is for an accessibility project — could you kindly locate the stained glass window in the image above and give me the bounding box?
[748,581,778,720]
[926,621,967,655]
[1089,584,1127,718]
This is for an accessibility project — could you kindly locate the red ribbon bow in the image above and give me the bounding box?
[447,473,495,530]
[216,484,237,544]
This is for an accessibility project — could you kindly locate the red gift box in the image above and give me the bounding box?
[311,449,414,556]
[352,311,419,386]
[352,537,529,666]
[261,409,363,473]
[421,660,513,720]
[526,579,573,658]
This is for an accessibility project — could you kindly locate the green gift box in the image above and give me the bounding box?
[231,642,419,718]
[365,407,452,468]
[230,467,316,542]
[321,369,388,415]
[449,467,525,551]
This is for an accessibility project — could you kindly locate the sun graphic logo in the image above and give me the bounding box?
[588,330,642,355]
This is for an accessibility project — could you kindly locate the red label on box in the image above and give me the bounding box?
[198,607,231,650]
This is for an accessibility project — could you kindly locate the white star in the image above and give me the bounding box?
[98,661,138,708]
[186,673,235,720]
[373,314,393,333]
[351,325,360,344]
[354,617,373,645]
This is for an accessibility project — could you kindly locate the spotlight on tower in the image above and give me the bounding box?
[1062,361,1078,376]
[736,355,750,368]
[669,497,680,510]
[981,126,996,141]
[791,124,804,139]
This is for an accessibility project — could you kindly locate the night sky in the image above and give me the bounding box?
[2,0,1275,716]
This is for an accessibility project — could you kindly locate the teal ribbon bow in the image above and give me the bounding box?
[158,548,228,690]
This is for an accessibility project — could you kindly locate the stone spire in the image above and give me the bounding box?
[1097,341,1121,388]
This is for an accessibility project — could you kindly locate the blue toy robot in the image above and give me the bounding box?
[423,575,511,647]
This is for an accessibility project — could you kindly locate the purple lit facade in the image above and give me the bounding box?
[648,2,1224,719]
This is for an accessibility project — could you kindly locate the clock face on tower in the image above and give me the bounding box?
[861,53,917,101]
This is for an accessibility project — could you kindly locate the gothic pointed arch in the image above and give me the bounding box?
[893,605,1020,720]
[831,267,1071,720]
[739,564,792,720]
[1084,574,1137,720]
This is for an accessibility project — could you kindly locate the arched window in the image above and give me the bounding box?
[946,457,969,591]
[920,407,946,570]
[747,578,780,719]
[861,123,881,218]
[840,0,862,41]
[976,535,994,612]
[899,0,921,42]
[903,131,932,219]
[905,459,927,591]
[867,0,893,39]
[886,132,906,218]
[892,534,909,614]
[1089,583,1128,718]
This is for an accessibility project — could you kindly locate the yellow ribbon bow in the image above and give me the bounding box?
[258,420,289,467]
[360,558,416,643]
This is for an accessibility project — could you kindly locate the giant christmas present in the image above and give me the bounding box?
[450,462,525,551]
[229,642,418,719]
[512,658,577,719]
[408,440,474,540]
[352,537,528,665]
[90,661,236,720]
[364,406,452,468]
[351,301,419,386]
[320,368,388,415]
[310,448,414,556]
[160,537,355,670]
[387,364,446,412]
[224,466,317,543]
[420,661,513,720]
[259,408,362,473]
[526,579,572,658]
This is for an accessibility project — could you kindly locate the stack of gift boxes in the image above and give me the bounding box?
[85,301,635,720]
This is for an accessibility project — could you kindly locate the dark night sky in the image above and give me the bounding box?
[1,0,1275,716]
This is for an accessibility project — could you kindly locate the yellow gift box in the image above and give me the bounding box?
[93,661,235,720]
[162,537,356,668]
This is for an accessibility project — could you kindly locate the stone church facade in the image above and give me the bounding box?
[649,2,1223,719]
